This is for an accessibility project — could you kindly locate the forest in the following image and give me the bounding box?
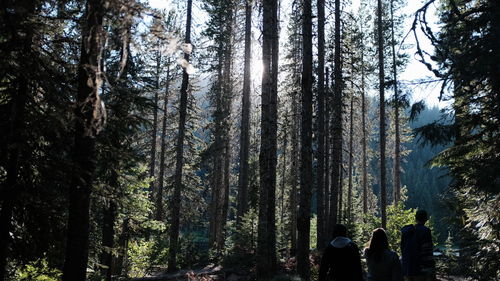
[0,0,499,280]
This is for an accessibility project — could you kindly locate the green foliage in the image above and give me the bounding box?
[224,209,258,269]
[14,259,61,281]
[127,239,156,278]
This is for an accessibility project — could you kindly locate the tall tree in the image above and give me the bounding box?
[329,0,342,231]
[297,0,313,279]
[63,0,106,280]
[236,0,253,224]
[155,64,171,221]
[257,0,279,278]
[377,0,387,229]
[168,0,192,271]
[390,0,401,204]
[316,0,326,250]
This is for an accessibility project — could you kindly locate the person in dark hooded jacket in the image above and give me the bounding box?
[318,224,363,281]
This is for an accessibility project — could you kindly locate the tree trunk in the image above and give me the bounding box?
[155,64,170,221]
[280,119,288,247]
[347,88,354,222]
[324,67,330,234]
[167,0,192,271]
[149,46,160,200]
[297,0,313,278]
[329,0,342,234]
[63,1,106,280]
[361,51,368,215]
[390,0,401,205]
[377,0,387,229]
[257,0,278,278]
[100,198,116,281]
[289,92,299,255]
[236,0,253,224]
[316,0,326,250]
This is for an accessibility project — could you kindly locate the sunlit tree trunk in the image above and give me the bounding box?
[168,0,192,271]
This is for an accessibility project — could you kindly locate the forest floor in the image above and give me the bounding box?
[130,263,471,281]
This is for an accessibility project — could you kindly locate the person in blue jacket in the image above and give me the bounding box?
[318,224,363,281]
[401,210,436,281]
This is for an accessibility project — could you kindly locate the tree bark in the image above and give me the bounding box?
[297,0,313,278]
[329,0,342,233]
[100,197,116,281]
[63,0,106,280]
[324,67,331,232]
[316,0,326,250]
[155,64,170,221]
[167,0,192,271]
[149,46,160,201]
[347,87,354,222]
[236,0,253,224]
[257,0,278,278]
[361,50,368,215]
[377,0,387,229]
[390,0,401,205]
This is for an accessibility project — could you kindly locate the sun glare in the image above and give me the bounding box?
[251,59,264,83]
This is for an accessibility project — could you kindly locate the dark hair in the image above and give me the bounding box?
[332,224,347,238]
[366,228,389,262]
[416,210,428,223]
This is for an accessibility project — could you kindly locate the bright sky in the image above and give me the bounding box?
[148,0,447,108]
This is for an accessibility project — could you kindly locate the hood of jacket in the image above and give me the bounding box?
[330,236,352,248]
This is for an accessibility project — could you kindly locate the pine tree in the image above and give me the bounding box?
[168,0,193,271]
[297,0,313,278]
[257,0,279,278]
[376,0,387,229]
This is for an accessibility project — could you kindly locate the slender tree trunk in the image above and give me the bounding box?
[280,119,288,248]
[100,196,116,281]
[114,218,129,276]
[236,0,253,224]
[390,0,401,205]
[167,0,192,271]
[316,0,326,251]
[219,4,234,250]
[155,65,170,221]
[63,1,106,280]
[324,67,330,233]
[361,51,368,215]
[347,88,354,222]
[149,47,160,200]
[377,0,387,229]
[297,0,313,278]
[257,0,278,278]
[290,92,299,255]
[329,0,342,234]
